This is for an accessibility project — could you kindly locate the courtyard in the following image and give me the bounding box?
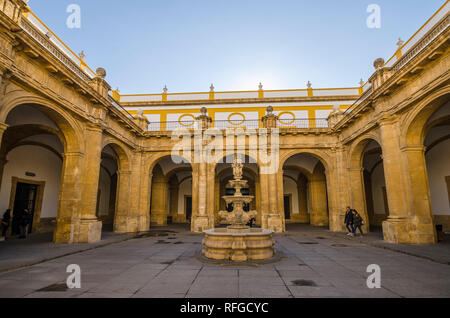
[0,225,449,298]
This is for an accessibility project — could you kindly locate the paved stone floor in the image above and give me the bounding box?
[0,225,449,298]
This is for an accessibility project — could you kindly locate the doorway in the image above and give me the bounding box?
[284,195,291,220]
[185,196,192,221]
[11,183,38,235]
[9,178,45,236]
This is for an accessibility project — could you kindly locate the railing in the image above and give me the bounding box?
[343,9,449,117]
[107,95,135,120]
[147,119,329,132]
[20,10,97,82]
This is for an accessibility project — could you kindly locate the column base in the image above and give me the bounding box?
[290,214,310,224]
[53,217,76,244]
[76,219,102,243]
[382,217,412,244]
[267,213,284,232]
[115,216,139,234]
[310,213,329,227]
[192,216,211,232]
[411,219,437,244]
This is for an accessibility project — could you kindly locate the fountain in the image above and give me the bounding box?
[202,158,275,262]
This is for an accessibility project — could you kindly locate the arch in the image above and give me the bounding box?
[348,132,382,169]
[402,87,450,147]
[279,149,333,175]
[1,94,84,153]
[101,139,132,172]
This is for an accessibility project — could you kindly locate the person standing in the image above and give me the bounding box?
[351,210,364,237]
[344,206,354,235]
[19,209,32,239]
[0,209,11,241]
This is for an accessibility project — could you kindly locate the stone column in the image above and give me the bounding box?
[114,170,132,232]
[54,152,84,244]
[206,163,215,228]
[150,168,168,226]
[330,147,351,232]
[169,177,180,223]
[191,161,210,232]
[296,175,309,223]
[379,119,412,243]
[138,172,152,232]
[78,125,103,243]
[309,177,329,226]
[0,122,9,191]
[259,167,270,228]
[266,170,284,232]
[403,146,436,244]
[124,152,144,232]
[254,177,261,226]
[214,175,220,225]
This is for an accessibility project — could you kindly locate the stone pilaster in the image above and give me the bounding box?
[348,167,371,234]
[402,146,437,244]
[150,167,168,226]
[191,160,210,232]
[295,175,309,223]
[309,178,329,226]
[379,119,413,243]
[77,125,103,243]
[54,152,84,244]
[169,177,180,223]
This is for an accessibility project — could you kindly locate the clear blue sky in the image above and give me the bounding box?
[28,0,446,94]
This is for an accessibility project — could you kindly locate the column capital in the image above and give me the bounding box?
[63,151,84,159]
[85,123,103,133]
[400,145,426,153]
[0,122,9,133]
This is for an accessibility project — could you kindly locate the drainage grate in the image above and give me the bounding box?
[298,242,319,245]
[332,244,348,247]
[173,241,184,245]
[156,240,171,244]
[316,237,327,240]
[37,283,68,292]
[292,279,317,287]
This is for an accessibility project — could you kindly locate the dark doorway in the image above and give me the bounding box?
[284,195,291,220]
[12,182,38,235]
[185,196,192,221]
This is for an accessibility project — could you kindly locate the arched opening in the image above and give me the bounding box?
[149,155,192,227]
[424,101,450,240]
[362,140,387,230]
[96,145,120,231]
[0,104,79,241]
[215,154,259,226]
[349,137,386,235]
[282,153,329,228]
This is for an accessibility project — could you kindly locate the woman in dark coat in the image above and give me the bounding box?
[351,210,364,236]
[1,209,11,240]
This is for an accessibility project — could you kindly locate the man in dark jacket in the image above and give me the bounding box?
[344,206,354,235]
[351,210,364,237]
[19,209,32,239]
[0,209,11,241]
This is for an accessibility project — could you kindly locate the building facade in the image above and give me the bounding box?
[0,0,449,244]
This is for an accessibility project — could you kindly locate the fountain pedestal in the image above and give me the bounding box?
[202,158,275,261]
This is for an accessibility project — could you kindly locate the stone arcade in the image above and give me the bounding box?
[0,0,449,245]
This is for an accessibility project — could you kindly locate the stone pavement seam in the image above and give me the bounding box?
[0,233,138,274]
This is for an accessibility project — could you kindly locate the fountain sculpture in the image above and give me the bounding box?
[202,158,275,262]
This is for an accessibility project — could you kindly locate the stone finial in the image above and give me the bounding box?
[397,37,404,49]
[210,84,215,92]
[359,78,365,87]
[137,108,144,117]
[259,82,263,91]
[79,50,86,61]
[266,105,273,115]
[95,67,106,79]
[306,81,312,89]
[200,107,208,116]
[373,58,385,70]
[163,85,168,94]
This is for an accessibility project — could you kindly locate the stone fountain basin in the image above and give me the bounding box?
[222,195,254,205]
[202,228,275,261]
